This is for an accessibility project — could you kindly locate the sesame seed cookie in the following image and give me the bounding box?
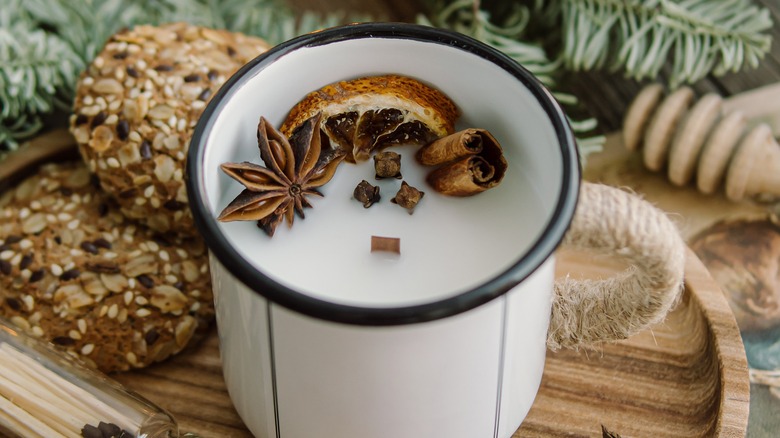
[69,23,269,235]
[0,161,214,373]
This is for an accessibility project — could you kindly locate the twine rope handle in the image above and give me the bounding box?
[547,182,687,350]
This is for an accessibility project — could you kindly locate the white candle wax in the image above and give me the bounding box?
[217,138,546,308]
[205,39,566,309]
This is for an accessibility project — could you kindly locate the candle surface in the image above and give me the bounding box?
[205,38,566,309]
[218,140,547,307]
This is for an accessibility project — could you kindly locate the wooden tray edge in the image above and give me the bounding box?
[683,248,751,437]
[0,132,752,436]
[0,129,78,192]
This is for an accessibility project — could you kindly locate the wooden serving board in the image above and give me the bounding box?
[521,249,748,437]
[111,248,749,438]
[0,130,749,437]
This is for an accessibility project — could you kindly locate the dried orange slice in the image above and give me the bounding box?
[280,74,459,163]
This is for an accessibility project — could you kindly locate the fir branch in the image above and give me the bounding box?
[548,0,773,87]
[219,0,372,45]
[0,3,82,150]
[0,25,79,117]
[21,0,152,65]
[419,0,605,158]
[2,0,771,160]
[0,115,44,152]
[419,0,558,86]
[0,0,353,151]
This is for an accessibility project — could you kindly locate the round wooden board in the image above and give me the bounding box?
[516,248,750,437]
[1,132,749,437]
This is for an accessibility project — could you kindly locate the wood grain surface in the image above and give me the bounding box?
[106,248,749,438]
[1,126,751,438]
[11,0,780,435]
[521,248,749,438]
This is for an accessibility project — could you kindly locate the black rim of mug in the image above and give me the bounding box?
[186,22,581,326]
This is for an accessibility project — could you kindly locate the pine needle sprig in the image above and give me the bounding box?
[19,0,229,64]
[219,0,372,45]
[549,0,773,87]
[420,0,559,86]
[0,3,82,150]
[419,0,605,158]
[0,115,43,154]
[0,24,80,118]
[0,0,351,152]
[0,0,771,160]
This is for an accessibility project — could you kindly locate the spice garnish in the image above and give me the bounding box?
[371,236,400,254]
[218,113,345,236]
[417,128,507,196]
[353,180,381,208]
[374,151,402,179]
[391,181,424,214]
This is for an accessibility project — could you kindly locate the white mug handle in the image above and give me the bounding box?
[548,182,687,350]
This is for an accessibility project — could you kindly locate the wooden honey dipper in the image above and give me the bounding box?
[623,84,780,202]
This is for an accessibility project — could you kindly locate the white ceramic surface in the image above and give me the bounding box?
[188,23,579,438]
[213,256,555,438]
[202,38,561,307]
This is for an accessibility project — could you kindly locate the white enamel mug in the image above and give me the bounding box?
[186,23,684,438]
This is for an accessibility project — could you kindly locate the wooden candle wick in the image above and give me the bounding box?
[371,236,401,254]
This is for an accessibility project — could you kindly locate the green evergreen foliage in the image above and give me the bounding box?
[419,0,606,155]
[546,0,774,87]
[420,0,773,156]
[0,2,82,147]
[0,0,356,151]
[0,0,774,156]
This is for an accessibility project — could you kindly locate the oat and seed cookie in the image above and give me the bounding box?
[0,162,213,373]
[70,23,269,235]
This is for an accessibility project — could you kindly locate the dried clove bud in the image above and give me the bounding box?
[391,181,424,214]
[353,180,381,208]
[374,151,402,179]
[371,236,400,254]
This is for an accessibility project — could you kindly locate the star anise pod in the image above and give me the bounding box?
[217,113,345,236]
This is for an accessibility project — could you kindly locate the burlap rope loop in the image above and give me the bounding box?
[547,182,687,350]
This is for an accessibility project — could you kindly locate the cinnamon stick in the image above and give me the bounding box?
[418,128,507,196]
[416,128,484,166]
